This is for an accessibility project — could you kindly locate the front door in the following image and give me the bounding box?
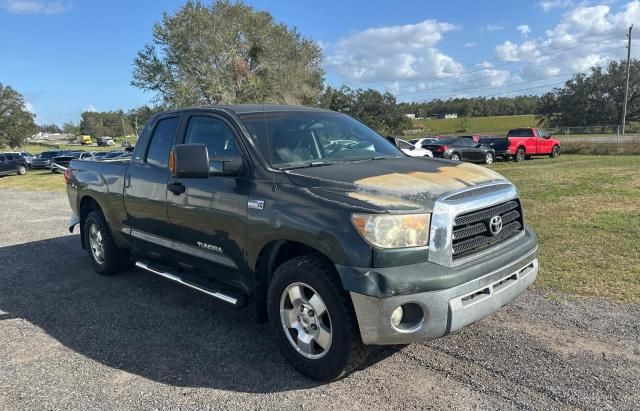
[124,115,181,259]
[166,113,249,291]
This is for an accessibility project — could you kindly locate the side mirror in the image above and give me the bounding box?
[170,144,210,178]
[209,154,244,176]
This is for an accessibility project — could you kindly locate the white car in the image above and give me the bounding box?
[397,139,433,157]
[409,137,440,150]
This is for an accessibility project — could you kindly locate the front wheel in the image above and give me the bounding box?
[484,152,495,165]
[550,146,560,158]
[268,255,367,381]
[17,165,27,175]
[450,153,461,161]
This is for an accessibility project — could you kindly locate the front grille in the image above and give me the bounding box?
[452,200,524,260]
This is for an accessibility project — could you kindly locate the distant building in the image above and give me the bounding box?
[430,113,459,119]
[404,113,416,120]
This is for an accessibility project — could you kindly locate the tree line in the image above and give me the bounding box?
[399,96,541,119]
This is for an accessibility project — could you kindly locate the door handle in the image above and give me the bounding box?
[167,182,186,195]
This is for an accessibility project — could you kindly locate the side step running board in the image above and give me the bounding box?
[135,261,246,307]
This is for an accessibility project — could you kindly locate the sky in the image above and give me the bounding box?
[1,0,639,125]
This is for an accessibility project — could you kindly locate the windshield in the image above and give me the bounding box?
[238,111,402,169]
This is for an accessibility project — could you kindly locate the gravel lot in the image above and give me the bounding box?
[1,189,639,410]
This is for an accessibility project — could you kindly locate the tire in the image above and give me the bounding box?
[550,145,560,158]
[83,210,131,275]
[267,255,367,381]
[17,165,27,175]
[450,153,461,161]
[484,152,495,165]
[515,148,526,162]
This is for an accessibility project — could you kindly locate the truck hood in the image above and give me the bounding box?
[284,157,509,212]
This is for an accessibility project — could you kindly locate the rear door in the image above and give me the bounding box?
[166,112,249,289]
[124,115,181,259]
[0,155,8,173]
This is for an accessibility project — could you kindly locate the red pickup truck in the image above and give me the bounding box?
[506,128,561,162]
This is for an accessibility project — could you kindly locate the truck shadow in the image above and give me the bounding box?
[0,236,398,393]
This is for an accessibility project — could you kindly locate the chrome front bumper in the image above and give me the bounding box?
[350,248,538,345]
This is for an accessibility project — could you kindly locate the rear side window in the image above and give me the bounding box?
[0,155,5,161]
[508,129,534,137]
[185,116,239,158]
[146,117,179,168]
[5,154,15,160]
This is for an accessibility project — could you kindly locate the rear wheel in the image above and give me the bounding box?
[16,165,27,175]
[450,153,461,161]
[484,152,495,165]
[83,210,131,275]
[268,255,367,381]
[515,148,526,162]
[550,145,560,158]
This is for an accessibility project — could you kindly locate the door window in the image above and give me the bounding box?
[146,117,179,168]
[184,116,239,158]
[0,155,5,162]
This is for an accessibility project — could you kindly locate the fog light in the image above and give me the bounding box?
[390,306,403,326]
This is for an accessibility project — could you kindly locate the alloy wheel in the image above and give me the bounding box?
[88,223,105,264]
[280,282,332,359]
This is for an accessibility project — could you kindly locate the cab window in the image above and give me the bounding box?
[146,117,179,168]
[184,116,239,158]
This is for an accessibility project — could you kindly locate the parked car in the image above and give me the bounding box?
[506,128,561,162]
[424,138,496,164]
[409,137,440,150]
[65,105,538,381]
[51,151,93,172]
[97,136,115,147]
[0,152,28,176]
[477,136,510,158]
[31,150,69,169]
[7,151,35,168]
[386,137,433,157]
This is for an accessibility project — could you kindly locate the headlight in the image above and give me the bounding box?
[351,213,430,248]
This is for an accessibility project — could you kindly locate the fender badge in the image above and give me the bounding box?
[248,199,265,210]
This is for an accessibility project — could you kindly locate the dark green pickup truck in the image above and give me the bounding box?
[65,105,538,381]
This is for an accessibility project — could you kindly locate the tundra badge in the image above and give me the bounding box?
[248,199,264,210]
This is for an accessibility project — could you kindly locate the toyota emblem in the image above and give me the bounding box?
[489,215,503,236]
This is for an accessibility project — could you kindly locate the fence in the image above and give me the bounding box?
[404,124,640,144]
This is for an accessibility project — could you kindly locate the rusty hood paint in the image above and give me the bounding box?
[284,157,509,212]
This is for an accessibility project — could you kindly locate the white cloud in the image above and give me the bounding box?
[517,24,531,37]
[493,1,636,85]
[325,19,463,84]
[83,104,96,113]
[485,24,505,32]
[538,0,573,12]
[464,42,478,48]
[24,102,35,114]
[1,0,71,15]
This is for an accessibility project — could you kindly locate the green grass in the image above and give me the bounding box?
[1,155,638,302]
[0,169,67,191]
[493,155,640,303]
[411,114,537,135]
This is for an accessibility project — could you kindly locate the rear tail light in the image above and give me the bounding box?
[63,168,72,184]
[437,145,448,153]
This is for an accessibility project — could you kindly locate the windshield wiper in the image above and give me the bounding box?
[279,161,337,170]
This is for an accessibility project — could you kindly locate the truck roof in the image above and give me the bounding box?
[155,104,332,118]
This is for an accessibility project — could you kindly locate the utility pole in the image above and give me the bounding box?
[622,25,633,135]
[121,117,127,143]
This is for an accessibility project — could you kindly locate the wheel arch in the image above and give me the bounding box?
[253,240,337,323]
